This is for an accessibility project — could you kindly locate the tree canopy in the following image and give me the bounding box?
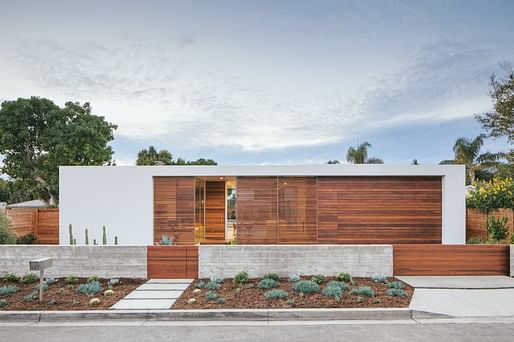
[346,142,384,164]
[136,146,216,166]
[0,97,117,204]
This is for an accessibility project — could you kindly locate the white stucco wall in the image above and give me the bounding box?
[59,164,466,245]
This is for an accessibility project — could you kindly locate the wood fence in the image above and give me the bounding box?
[467,208,514,240]
[3,208,59,244]
[147,245,198,279]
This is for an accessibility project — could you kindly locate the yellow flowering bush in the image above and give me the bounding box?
[467,178,514,211]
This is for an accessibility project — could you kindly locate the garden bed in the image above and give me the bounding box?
[0,275,145,310]
[173,275,413,309]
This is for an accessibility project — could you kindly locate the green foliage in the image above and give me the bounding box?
[0,299,7,307]
[65,275,79,284]
[72,299,80,306]
[23,291,38,302]
[195,281,206,289]
[204,291,218,301]
[467,236,485,244]
[233,271,249,284]
[205,281,221,291]
[16,233,37,244]
[136,145,217,166]
[0,286,18,296]
[310,274,325,284]
[288,274,301,282]
[346,142,383,164]
[210,276,224,284]
[292,280,319,294]
[387,288,407,297]
[350,286,374,297]
[264,289,289,300]
[47,299,58,305]
[34,283,49,292]
[0,212,16,244]
[21,273,39,284]
[326,281,349,291]
[467,178,514,210]
[263,273,279,281]
[387,281,404,289]
[287,298,295,306]
[233,287,241,295]
[58,288,65,295]
[4,273,20,283]
[76,281,102,295]
[44,277,57,285]
[258,278,279,289]
[322,285,343,300]
[336,272,352,283]
[108,278,120,288]
[216,297,226,305]
[160,234,174,245]
[0,97,117,204]
[487,215,509,242]
[87,276,99,283]
[371,275,388,283]
[356,296,364,303]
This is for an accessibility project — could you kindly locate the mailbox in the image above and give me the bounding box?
[29,258,53,271]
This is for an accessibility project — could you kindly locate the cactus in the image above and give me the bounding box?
[114,236,118,245]
[93,239,97,245]
[68,224,74,245]
[102,226,107,245]
[85,229,89,245]
[73,238,76,245]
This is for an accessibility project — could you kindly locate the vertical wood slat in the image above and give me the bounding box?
[205,181,225,241]
[153,177,195,245]
[393,244,510,275]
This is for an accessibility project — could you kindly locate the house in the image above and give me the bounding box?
[58,164,466,246]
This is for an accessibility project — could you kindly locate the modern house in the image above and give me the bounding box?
[59,165,466,246]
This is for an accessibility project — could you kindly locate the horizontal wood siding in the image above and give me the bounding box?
[318,176,442,244]
[466,208,514,241]
[393,244,510,275]
[153,177,195,245]
[236,177,278,244]
[205,181,225,242]
[147,246,198,279]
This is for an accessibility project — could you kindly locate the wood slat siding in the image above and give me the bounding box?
[236,177,278,244]
[318,176,442,244]
[278,177,317,244]
[393,244,510,275]
[147,246,198,278]
[4,208,59,244]
[153,177,195,245]
[205,181,225,241]
[466,208,514,240]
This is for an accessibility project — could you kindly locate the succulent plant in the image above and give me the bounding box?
[288,274,301,282]
[387,281,404,289]
[292,280,319,294]
[336,272,352,283]
[233,271,249,284]
[77,281,102,295]
[311,274,325,284]
[187,298,197,305]
[264,289,288,300]
[193,289,202,296]
[258,278,279,289]
[205,291,218,301]
[350,286,374,297]
[387,288,407,297]
[89,297,101,306]
[205,281,221,291]
[263,273,279,281]
[104,289,115,296]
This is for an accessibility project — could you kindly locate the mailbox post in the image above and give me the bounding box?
[29,257,53,302]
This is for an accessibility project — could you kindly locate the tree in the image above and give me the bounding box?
[326,160,340,164]
[411,159,419,165]
[0,97,117,205]
[439,135,504,183]
[136,146,172,165]
[346,142,384,164]
[475,63,514,143]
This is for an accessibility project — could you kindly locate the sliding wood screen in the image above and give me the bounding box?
[236,177,278,244]
[153,177,195,245]
[205,181,226,242]
[278,177,317,244]
[318,176,442,244]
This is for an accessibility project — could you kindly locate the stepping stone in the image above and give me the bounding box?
[147,279,193,284]
[125,290,183,299]
[137,283,189,291]
[111,299,176,310]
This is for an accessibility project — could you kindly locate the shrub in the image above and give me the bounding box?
[371,274,388,283]
[292,280,319,294]
[326,281,349,291]
[387,288,407,297]
[195,281,206,289]
[89,298,101,306]
[205,291,218,301]
[488,215,508,242]
[65,275,79,284]
[264,289,288,300]
[76,281,102,295]
[263,273,280,281]
[16,233,37,245]
[350,286,374,297]
[387,281,404,290]
[216,297,226,305]
[0,286,18,296]
[0,299,8,307]
[210,276,223,284]
[21,273,39,284]
[233,271,249,284]
[322,285,343,300]
[87,276,100,283]
[336,272,352,283]
[466,178,514,210]
[205,281,221,291]
[0,212,16,245]
[311,274,325,284]
[104,289,114,296]
[288,274,301,282]
[258,278,279,289]
[467,236,485,244]
[23,291,38,302]
[4,273,20,283]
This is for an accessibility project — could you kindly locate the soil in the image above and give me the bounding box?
[0,277,145,310]
[173,276,413,309]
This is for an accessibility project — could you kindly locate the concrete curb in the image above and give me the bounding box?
[0,308,447,322]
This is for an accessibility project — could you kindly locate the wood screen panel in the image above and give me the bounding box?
[278,177,317,244]
[205,181,225,242]
[393,244,510,275]
[36,208,59,244]
[147,246,198,279]
[153,177,195,245]
[318,176,442,244]
[236,177,278,244]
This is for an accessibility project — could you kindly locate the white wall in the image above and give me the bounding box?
[59,164,466,245]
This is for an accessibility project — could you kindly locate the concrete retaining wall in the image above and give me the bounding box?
[199,245,393,278]
[0,246,147,278]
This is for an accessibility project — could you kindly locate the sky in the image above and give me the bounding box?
[0,0,513,165]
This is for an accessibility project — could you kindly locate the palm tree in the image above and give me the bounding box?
[346,142,384,164]
[439,135,504,183]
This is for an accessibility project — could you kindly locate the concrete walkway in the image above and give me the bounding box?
[397,276,514,289]
[110,279,192,310]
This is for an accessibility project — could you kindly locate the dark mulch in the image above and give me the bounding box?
[173,276,413,309]
[0,277,145,310]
